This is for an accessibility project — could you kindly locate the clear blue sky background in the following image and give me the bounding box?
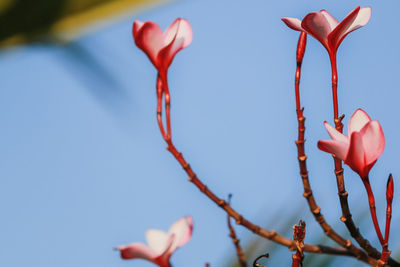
[1,0,400,266]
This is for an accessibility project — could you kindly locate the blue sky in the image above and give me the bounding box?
[1,0,400,266]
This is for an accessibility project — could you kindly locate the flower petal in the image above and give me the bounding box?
[345,131,367,177]
[133,20,145,37]
[328,6,371,50]
[281,17,304,32]
[320,10,339,30]
[301,11,333,48]
[318,139,349,160]
[133,21,164,66]
[157,19,192,74]
[163,18,193,48]
[348,108,371,135]
[146,229,171,255]
[175,19,193,49]
[163,18,181,46]
[152,234,175,267]
[360,120,385,165]
[116,242,158,261]
[168,216,193,252]
[342,7,371,36]
[323,121,348,143]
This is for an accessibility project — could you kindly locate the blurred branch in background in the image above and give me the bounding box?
[0,0,171,48]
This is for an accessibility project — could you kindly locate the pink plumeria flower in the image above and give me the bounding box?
[116,216,193,267]
[133,18,193,79]
[318,109,385,179]
[282,6,371,56]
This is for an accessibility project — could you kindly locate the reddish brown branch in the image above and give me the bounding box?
[150,36,382,264]
[227,194,247,267]
[334,162,386,261]
[294,33,400,266]
[328,50,399,266]
[295,108,364,259]
[293,33,366,259]
[162,138,373,262]
[327,41,384,261]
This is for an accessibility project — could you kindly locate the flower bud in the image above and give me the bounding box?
[386,174,394,204]
[296,32,307,64]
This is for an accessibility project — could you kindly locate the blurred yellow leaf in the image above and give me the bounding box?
[0,0,170,47]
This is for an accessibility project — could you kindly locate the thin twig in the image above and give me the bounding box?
[227,194,247,267]
[253,253,269,267]
[292,220,306,267]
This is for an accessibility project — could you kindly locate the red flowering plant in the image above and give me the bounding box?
[118,7,398,267]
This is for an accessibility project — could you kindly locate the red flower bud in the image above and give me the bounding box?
[386,174,394,204]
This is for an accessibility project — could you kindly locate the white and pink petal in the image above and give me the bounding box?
[328,6,371,51]
[318,139,349,160]
[348,108,371,135]
[133,21,164,66]
[157,19,193,74]
[320,10,339,31]
[301,11,333,48]
[116,242,158,261]
[342,7,371,37]
[323,121,348,143]
[345,132,367,177]
[172,19,193,49]
[146,229,172,255]
[133,20,145,37]
[168,216,193,252]
[360,120,385,165]
[282,17,304,32]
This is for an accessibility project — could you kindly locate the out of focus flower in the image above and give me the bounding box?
[318,109,385,178]
[282,6,371,56]
[116,216,193,267]
[132,18,193,79]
